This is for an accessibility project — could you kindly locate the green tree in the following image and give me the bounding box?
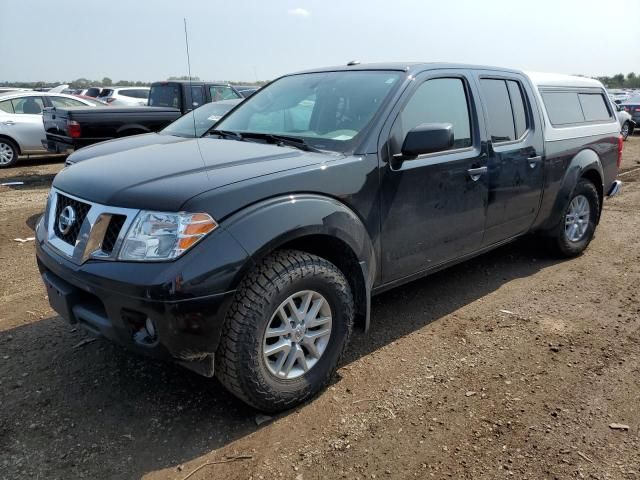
[102,77,113,86]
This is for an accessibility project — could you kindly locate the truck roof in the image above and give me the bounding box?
[153,80,232,86]
[525,72,604,89]
[291,63,606,90]
[293,62,524,76]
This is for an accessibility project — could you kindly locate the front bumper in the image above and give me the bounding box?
[36,229,241,377]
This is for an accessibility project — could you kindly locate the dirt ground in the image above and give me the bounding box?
[1,139,640,480]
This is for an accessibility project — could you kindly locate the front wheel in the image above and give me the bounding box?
[548,179,600,257]
[216,250,354,412]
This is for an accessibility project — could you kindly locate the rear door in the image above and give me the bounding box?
[0,96,47,152]
[474,72,544,245]
[379,71,489,283]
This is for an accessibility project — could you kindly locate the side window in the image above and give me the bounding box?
[0,99,14,113]
[50,96,87,108]
[210,86,241,101]
[188,86,205,107]
[540,92,584,125]
[12,97,45,114]
[507,80,528,138]
[119,89,148,99]
[480,79,516,142]
[399,77,472,150]
[578,93,611,122]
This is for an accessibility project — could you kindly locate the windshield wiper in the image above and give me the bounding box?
[208,129,244,141]
[239,132,322,153]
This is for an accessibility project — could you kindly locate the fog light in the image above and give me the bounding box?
[133,317,159,347]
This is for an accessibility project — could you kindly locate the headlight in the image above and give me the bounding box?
[118,211,217,261]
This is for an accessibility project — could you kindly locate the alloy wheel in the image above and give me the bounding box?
[565,194,591,242]
[0,142,14,165]
[262,290,332,379]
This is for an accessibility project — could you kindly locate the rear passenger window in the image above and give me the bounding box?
[480,79,515,142]
[399,78,472,150]
[578,93,611,121]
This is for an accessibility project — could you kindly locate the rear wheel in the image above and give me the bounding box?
[216,249,354,412]
[621,121,630,141]
[0,139,18,168]
[548,179,600,257]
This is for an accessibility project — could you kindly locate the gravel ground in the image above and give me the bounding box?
[1,139,640,479]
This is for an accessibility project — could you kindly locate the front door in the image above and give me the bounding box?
[379,72,489,283]
[475,74,544,244]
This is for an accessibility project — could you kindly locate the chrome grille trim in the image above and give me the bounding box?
[45,188,140,265]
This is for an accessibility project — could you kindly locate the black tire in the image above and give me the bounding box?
[216,249,354,412]
[548,179,600,257]
[0,138,19,168]
[621,121,630,141]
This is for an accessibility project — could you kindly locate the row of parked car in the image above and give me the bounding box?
[0,81,260,167]
[0,76,636,169]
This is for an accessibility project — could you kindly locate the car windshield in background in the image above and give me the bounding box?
[215,71,403,152]
[148,85,181,108]
[161,101,238,137]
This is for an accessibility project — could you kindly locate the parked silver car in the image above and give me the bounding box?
[0,91,101,167]
[96,87,150,106]
[615,103,635,140]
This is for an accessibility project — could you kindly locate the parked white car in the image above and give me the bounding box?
[96,87,150,106]
[0,92,101,167]
[614,103,635,140]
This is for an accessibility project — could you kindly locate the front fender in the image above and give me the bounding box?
[540,148,604,231]
[223,194,376,327]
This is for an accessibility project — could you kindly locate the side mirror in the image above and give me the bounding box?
[401,123,454,157]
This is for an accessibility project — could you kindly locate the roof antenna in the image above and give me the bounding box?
[183,18,197,138]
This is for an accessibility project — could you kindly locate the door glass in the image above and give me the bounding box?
[188,86,205,108]
[399,78,472,150]
[480,79,515,142]
[507,80,528,138]
[209,86,241,101]
[12,97,45,114]
[0,99,14,113]
[50,96,87,108]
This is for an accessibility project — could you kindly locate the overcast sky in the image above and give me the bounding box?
[2,0,638,83]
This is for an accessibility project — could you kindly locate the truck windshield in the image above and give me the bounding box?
[149,84,181,109]
[214,71,402,152]
[161,101,240,137]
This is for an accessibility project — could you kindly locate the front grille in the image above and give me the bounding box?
[102,215,126,254]
[53,194,91,246]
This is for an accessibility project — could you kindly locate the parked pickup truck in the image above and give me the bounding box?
[43,80,242,152]
[36,63,623,412]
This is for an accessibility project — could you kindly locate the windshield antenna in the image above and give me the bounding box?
[183,18,208,179]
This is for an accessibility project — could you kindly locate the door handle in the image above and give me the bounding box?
[528,156,542,169]
[467,166,487,181]
[3,120,15,126]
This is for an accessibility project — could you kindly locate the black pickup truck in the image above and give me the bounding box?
[43,80,242,152]
[37,63,622,412]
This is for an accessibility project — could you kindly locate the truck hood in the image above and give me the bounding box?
[53,137,329,211]
[66,133,188,163]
